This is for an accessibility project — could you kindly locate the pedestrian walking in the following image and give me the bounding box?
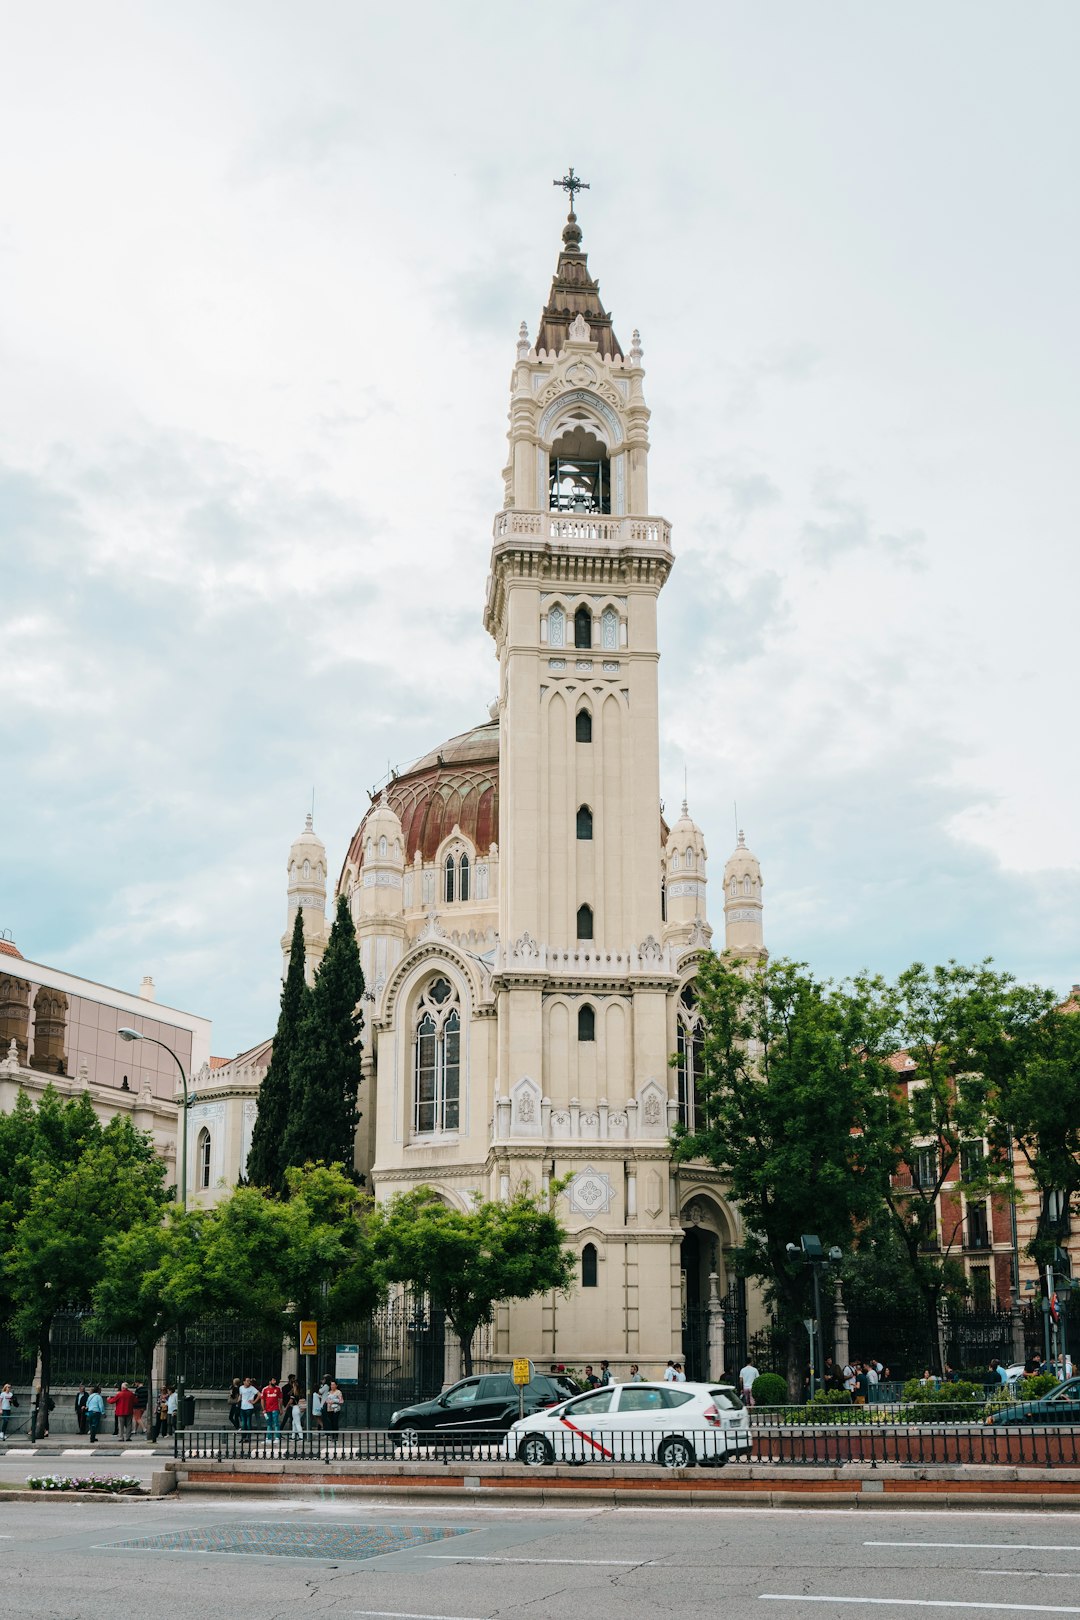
[739,1359,760,1407]
[238,1376,259,1433]
[227,1378,241,1429]
[86,1385,105,1443]
[322,1380,344,1431]
[166,1386,179,1434]
[152,1387,170,1441]
[74,1383,89,1435]
[109,1381,136,1442]
[133,1381,149,1436]
[0,1383,16,1439]
[599,1360,612,1385]
[583,1365,600,1389]
[260,1377,283,1435]
[628,1364,643,1382]
[310,1384,323,1430]
[673,1362,686,1383]
[291,1388,306,1437]
[663,1360,677,1382]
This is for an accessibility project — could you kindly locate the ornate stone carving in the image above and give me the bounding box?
[564,1165,615,1215]
[513,931,540,959]
[568,313,591,342]
[643,1091,663,1126]
[638,935,662,962]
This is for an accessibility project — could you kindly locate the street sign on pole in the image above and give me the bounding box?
[512,1359,531,1386]
[300,1320,318,1355]
[336,1344,360,1381]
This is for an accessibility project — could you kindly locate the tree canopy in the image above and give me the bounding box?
[281,895,365,1178]
[247,906,310,1194]
[375,1186,576,1374]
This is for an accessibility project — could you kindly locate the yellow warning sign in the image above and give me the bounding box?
[512,1358,531,1386]
[299,1320,318,1355]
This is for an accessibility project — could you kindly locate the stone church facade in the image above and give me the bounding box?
[196,199,769,1376]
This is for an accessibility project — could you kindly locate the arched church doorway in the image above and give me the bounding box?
[680,1196,748,1381]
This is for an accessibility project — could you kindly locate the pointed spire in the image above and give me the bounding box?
[737,828,746,849]
[305,811,314,834]
[535,181,622,361]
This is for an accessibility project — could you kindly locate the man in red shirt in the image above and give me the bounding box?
[260,1377,283,1436]
[108,1381,136,1443]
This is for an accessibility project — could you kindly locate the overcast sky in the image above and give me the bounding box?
[2,1,1077,1057]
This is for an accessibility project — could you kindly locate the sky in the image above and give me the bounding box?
[2,1,1077,1057]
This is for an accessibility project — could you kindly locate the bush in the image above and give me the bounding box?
[751,1372,788,1407]
[1016,1373,1058,1400]
[27,1474,140,1493]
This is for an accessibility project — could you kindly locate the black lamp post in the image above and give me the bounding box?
[118,1027,193,1434]
[787,1235,843,1399]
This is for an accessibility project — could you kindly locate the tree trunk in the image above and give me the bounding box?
[459,1329,474,1377]
[36,1322,52,1439]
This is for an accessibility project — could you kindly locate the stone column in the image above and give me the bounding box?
[833,1278,849,1368]
[706,1272,726,1381]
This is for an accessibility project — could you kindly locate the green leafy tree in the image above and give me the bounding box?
[376,1186,576,1375]
[88,1209,208,1428]
[3,1104,169,1421]
[982,998,1080,1269]
[281,895,365,1177]
[671,954,897,1393]
[882,961,1052,1345]
[247,906,311,1194]
[199,1163,384,1341]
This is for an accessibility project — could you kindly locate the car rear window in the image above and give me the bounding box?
[709,1387,744,1410]
[662,1388,694,1407]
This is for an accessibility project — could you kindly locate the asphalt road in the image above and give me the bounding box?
[4,1498,1080,1619]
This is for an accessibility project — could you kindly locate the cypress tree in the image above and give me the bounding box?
[247,907,310,1195]
[281,894,365,1178]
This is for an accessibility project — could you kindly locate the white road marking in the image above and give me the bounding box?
[61,1449,86,1456]
[978,1573,1080,1580]
[352,1612,487,1619]
[4,1449,36,1456]
[867,1541,1080,1553]
[761,1598,1080,1613]
[420,1553,650,1565]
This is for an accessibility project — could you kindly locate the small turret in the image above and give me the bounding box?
[663,799,711,948]
[356,799,406,923]
[723,830,765,962]
[284,812,329,981]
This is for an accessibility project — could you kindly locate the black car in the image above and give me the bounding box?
[389,1371,581,1444]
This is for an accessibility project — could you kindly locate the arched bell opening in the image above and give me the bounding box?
[548,424,610,514]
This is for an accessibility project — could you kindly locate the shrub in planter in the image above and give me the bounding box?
[751,1373,788,1407]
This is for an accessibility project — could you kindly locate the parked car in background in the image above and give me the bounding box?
[390,1371,580,1445]
[987,1376,1080,1425]
[504,1380,752,1468]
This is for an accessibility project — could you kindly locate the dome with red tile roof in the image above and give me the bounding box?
[341,719,499,879]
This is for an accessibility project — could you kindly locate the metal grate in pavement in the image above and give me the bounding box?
[101,1522,470,1561]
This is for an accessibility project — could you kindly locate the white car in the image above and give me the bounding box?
[503,1380,752,1469]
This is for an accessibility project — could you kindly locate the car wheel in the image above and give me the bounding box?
[657,1436,696,1469]
[394,1426,421,1449]
[518,1434,554,1467]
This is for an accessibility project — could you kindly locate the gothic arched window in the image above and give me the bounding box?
[576,805,593,841]
[458,853,470,902]
[601,607,618,650]
[575,709,592,743]
[197,1127,212,1190]
[444,855,455,904]
[576,904,593,940]
[574,606,592,649]
[729,876,738,898]
[548,604,566,648]
[578,1004,595,1042]
[582,1243,598,1288]
[676,985,705,1132]
[672,851,681,872]
[413,976,461,1135]
[743,874,751,896]
[379,835,388,858]
[685,849,695,871]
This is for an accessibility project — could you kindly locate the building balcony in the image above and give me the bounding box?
[492,510,672,552]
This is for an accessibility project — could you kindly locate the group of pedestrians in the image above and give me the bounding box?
[227,1374,345,1435]
[75,1380,178,1442]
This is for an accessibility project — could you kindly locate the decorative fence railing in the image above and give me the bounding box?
[173,1422,1080,1470]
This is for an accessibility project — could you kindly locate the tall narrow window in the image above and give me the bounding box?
[576,805,593,840]
[601,607,618,650]
[548,604,565,648]
[576,904,593,940]
[676,985,705,1131]
[574,606,592,649]
[444,855,455,904]
[413,977,462,1135]
[197,1127,212,1189]
[575,709,592,742]
[582,1243,598,1287]
[578,1004,595,1042]
[458,853,470,902]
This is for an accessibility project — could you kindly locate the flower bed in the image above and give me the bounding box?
[26,1474,141,1493]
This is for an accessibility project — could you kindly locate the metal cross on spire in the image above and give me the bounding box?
[553,166,590,215]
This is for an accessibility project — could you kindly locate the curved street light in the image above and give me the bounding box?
[118,1027,193,1435]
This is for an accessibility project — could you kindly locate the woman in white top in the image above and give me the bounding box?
[0,1384,14,1440]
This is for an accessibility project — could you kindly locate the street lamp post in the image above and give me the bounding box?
[787,1235,843,1401]
[118,1027,192,1435]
